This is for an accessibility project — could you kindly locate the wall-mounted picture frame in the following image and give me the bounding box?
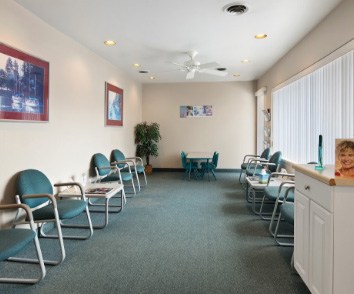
[0,43,49,122]
[180,105,212,118]
[105,82,123,126]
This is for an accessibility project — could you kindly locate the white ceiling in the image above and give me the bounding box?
[15,0,343,84]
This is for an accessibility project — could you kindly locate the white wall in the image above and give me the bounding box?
[142,81,256,169]
[0,0,143,219]
[258,0,354,104]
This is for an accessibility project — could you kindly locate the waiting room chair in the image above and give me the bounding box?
[239,147,271,184]
[111,149,147,191]
[201,152,219,181]
[93,153,128,202]
[0,203,46,284]
[246,150,282,178]
[181,151,198,180]
[15,169,93,265]
[274,186,295,247]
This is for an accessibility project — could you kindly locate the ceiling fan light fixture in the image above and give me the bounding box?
[241,59,250,63]
[132,63,141,68]
[223,3,248,15]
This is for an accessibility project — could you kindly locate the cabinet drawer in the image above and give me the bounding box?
[295,171,333,212]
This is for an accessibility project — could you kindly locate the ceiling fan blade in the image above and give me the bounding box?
[199,68,228,76]
[199,62,219,69]
[186,70,195,79]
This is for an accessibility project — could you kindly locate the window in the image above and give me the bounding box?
[272,49,354,164]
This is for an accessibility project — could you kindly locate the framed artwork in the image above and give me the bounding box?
[180,105,212,118]
[105,82,123,126]
[335,138,354,178]
[0,43,49,122]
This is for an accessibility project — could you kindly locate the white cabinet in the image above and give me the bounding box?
[293,164,354,294]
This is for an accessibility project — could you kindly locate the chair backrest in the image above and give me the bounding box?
[212,152,219,168]
[268,151,282,172]
[261,148,271,160]
[181,151,188,169]
[16,169,53,208]
[111,149,126,169]
[93,153,111,176]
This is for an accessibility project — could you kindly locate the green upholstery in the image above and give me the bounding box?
[111,149,126,169]
[280,202,294,225]
[0,229,35,261]
[201,152,219,180]
[0,203,46,284]
[240,148,271,170]
[246,150,282,176]
[264,186,294,202]
[16,169,53,208]
[32,200,87,220]
[181,151,198,179]
[93,153,111,177]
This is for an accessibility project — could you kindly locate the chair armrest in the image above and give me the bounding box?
[22,193,58,209]
[125,156,144,165]
[242,154,259,163]
[54,182,86,200]
[283,185,295,202]
[112,160,134,171]
[0,203,36,229]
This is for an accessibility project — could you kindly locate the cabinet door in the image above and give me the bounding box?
[309,201,333,294]
[294,190,310,286]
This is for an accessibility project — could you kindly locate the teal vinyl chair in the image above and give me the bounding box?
[16,169,93,265]
[181,151,198,180]
[93,153,128,201]
[201,152,219,181]
[274,185,295,246]
[246,150,282,178]
[111,149,147,192]
[239,147,271,184]
[0,203,46,284]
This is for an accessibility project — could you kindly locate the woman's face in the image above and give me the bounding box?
[339,148,354,169]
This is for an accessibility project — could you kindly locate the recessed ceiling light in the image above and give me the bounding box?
[133,63,141,68]
[255,34,267,39]
[233,73,241,77]
[104,40,116,46]
[241,59,250,63]
[150,76,155,80]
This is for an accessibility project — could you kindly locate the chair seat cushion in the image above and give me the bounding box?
[32,199,87,220]
[101,173,121,182]
[135,165,145,173]
[0,229,35,261]
[281,202,294,224]
[264,186,294,202]
[120,172,133,181]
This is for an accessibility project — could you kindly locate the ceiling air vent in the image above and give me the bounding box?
[223,3,248,15]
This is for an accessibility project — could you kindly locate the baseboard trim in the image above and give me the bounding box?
[153,168,240,173]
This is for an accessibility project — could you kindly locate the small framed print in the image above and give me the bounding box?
[0,43,49,122]
[105,82,123,126]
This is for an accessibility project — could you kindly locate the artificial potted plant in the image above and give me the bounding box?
[134,122,161,175]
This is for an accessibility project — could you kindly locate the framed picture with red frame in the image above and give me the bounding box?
[0,43,49,122]
[105,82,123,126]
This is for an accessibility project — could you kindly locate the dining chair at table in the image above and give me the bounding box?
[201,152,219,181]
[181,151,198,180]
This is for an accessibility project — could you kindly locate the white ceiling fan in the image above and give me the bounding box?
[172,50,228,80]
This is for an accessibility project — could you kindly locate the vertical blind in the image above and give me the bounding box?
[272,49,354,164]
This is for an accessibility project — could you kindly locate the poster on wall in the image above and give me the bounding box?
[0,43,49,122]
[335,138,354,178]
[180,105,212,118]
[105,82,123,126]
